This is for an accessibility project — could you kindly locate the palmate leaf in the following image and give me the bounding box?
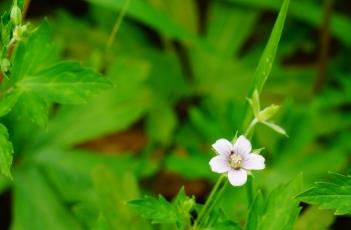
[0,123,14,178]
[17,61,111,104]
[40,57,150,147]
[297,172,351,215]
[0,90,21,117]
[129,195,178,224]
[2,22,111,126]
[248,175,302,230]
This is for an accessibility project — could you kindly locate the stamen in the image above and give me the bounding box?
[229,153,242,169]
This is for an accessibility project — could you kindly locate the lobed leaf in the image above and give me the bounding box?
[297,172,351,215]
[258,175,303,230]
[129,195,178,224]
[17,61,111,104]
[0,123,13,178]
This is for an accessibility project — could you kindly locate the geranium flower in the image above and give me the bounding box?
[209,135,265,186]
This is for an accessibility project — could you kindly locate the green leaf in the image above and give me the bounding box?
[129,195,178,224]
[248,0,290,96]
[173,187,195,229]
[17,61,111,104]
[0,89,21,117]
[297,172,351,215]
[41,57,150,146]
[12,93,48,128]
[205,221,241,230]
[261,121,288,137]
[33,148,146,202]
[0,124,13,179]
[245,191,265,230]
[294,206,334,230]
[258,175,302,230]
[12,167,82,230]
[6,22,111,128]
[10,21,54,82]
[91,166,149,230]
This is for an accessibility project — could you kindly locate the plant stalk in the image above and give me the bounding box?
[193,175,226,228]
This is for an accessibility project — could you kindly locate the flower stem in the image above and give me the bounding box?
[193,175,226,228]
[201,180,228,226]
[244,118,257,137]
[246,177,254,205]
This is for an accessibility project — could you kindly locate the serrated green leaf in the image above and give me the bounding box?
[129,195,178,224]
[40,57,150,146]
[258,175,302,230]
[0,89,21,117]
[10,21,54,82]
[297,172,351,215]
[173,187,195,229]
[17,61,111,104]
[0,123,13,178]
[12,93,48,128]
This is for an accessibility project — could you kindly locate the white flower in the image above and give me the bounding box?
[209,135,265,186]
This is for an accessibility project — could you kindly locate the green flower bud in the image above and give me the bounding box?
[1,58,10,73]
[258,104,279,122]
[10,5,22,25]
[180,197,195,213]
[13,24,28,41]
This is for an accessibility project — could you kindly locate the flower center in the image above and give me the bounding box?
[229,153,242,169]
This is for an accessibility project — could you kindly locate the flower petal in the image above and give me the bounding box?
[242,154,265,170]
[212,138,233,156]
[227,169,247,186]
[233,135,251,156]
[209,155,231,173]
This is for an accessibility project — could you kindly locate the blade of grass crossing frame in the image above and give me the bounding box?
[248,0,290,96]
[242,0,290,130]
